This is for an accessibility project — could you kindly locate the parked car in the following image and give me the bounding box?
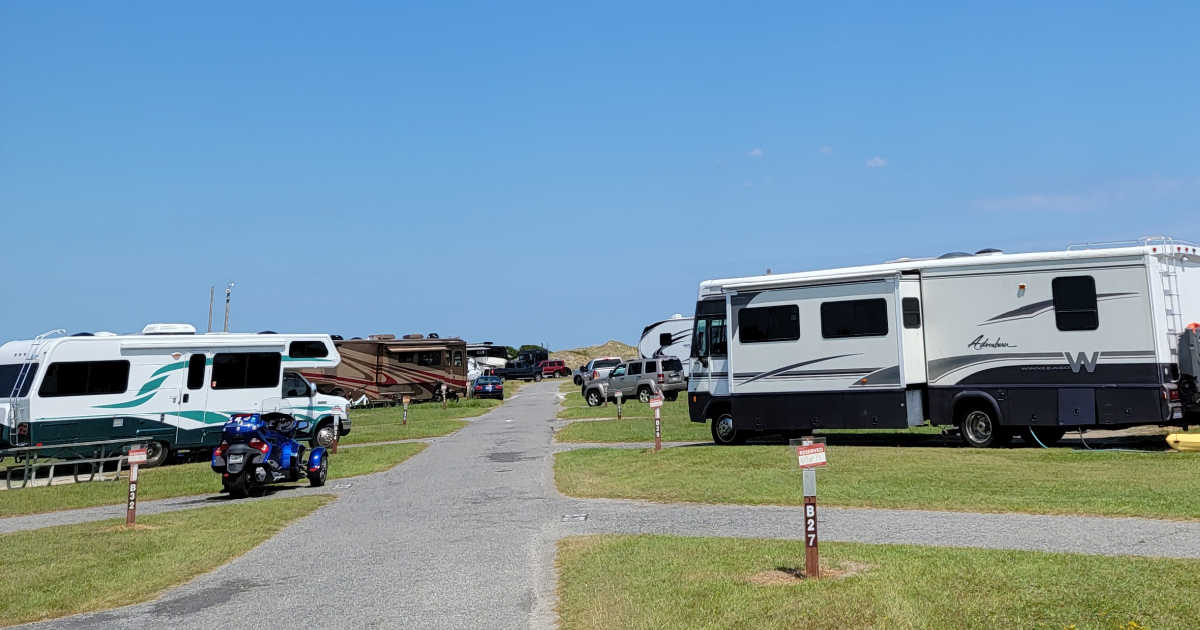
[537,359,572,378]
[473,375,504,399]
[572,364,587,385]
[493,358,542,382]
[578,356,622,390]
[582,357,686,406]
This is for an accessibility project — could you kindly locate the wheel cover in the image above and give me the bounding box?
[639,389,650,403]
[715,416,735,441]
[964,410,993,443]
[315,425,336,447]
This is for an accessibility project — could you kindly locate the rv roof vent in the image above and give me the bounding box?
[71,332,94,337]
[142,323,197,336]
[258,330,277,334]
[428,332,440,339]
[937,251,974,259]
[94,331,118,337]
[670,313,686,319]
[975,248,1003,255]
[371,334,398,341]
[330,334,344,341]
[401,333,423,340]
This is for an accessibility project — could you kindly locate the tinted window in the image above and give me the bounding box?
[738,305,800,343]
[288,341,329,359]
[394,352,415,364]
[453,351,463,367]
[283,372,308,397]
[710,318,728,356]
[211,353,281,390]
[821,299,889,338]
[186,354,206,390]
[611,365,626,377]
[692,319,708,357]
[902,297,921,329]
[39,361,130,397]
[663,358,683,372]
[418,351,441,366]
[0,363,38,397]
[628,362,643,375]
[594,359,621,368]
[1052,276,1099,331]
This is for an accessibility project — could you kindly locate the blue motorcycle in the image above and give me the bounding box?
[211,412,328,498]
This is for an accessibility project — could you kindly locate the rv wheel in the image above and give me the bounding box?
[312,423,337,448]
[142,441,169,468]
[958,407,1010,448]
[711,413,745,445]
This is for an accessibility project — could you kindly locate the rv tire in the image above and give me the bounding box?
[312,422,337,449]
[711,413,745,445]
[958,407,1010,448]
[142,441,169,468]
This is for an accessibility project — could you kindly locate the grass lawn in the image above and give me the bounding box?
[556,390,714,443]
[557,534,1200,630]
[0,495,332,627]
[555,445,1200,519]
[0,442,424,519]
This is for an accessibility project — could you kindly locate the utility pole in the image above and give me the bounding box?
[223,282,235,332]
[207,286,214,333]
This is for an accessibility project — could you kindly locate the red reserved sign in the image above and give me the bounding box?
[128,447,148,466]
[648,395,664,409]
[796,444,827,469]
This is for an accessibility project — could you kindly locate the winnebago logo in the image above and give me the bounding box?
[1064,351,1099,373]
[967,335,1016,350]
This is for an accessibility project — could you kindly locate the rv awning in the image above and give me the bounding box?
[386,345,448,353]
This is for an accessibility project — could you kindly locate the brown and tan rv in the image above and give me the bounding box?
[302,334,468,403]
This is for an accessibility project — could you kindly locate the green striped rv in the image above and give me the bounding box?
[0,324,350,466]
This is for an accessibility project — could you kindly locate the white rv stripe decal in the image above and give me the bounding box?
[736,354,862,385]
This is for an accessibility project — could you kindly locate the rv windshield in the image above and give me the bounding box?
[0,363,38,398]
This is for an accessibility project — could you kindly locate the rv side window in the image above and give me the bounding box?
[710,318,728,356]
[211,353,281,390]
[186,354,206,390]
[820,299,889,338]
[418,351,441,367]
[39,360,130,397]
[453,351,463,367]
[902,298,921,329]
[1052,276,1099,331]
[628,362,643,376]
[0,363,39,397]
[288,341,329,359]
[738,305,800,343]
[394,352,415,364]
[692,320,708,357]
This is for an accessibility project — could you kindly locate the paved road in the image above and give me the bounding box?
[15,381,1200,629]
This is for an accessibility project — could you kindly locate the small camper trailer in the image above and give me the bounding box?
[689,238,1200,446]
[639,314,694,370]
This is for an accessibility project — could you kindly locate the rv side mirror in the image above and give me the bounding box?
[659,332,673,347]
[698,356,709,368]
[308,383,317,397]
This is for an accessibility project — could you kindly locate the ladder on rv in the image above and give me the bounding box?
[1160,249,1187,364]
[8,329,65,399]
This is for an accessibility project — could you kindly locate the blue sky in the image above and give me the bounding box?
[2,1,1197,348]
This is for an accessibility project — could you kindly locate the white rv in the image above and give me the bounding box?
[0,325,350,465]
[639,315,694,369]
[689,238,1199,447]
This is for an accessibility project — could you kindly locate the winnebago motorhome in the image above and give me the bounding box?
[305,335,468,403]
[0,325,349,466]
[689,238,1200,447]
[639,314,694,368]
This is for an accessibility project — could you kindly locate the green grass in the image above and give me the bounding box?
[556,390,713,442]
[0,442,425,519]
[555,445,1200,519]
[0,495,332,627]
[557,534,1200,630]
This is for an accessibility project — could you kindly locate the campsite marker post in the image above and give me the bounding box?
[441,384,448,409]
[614,390,623,419]
[791,437,827,579]
[126,445,148,526]
[648,394,664,452]
[402,395,411,425]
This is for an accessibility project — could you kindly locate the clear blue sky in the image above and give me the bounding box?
[2,1,1197,348]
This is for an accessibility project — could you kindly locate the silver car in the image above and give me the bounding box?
[583,357,686,406]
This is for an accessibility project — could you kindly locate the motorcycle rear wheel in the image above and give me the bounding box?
[224,471,250,499]
[308,458,328,487]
